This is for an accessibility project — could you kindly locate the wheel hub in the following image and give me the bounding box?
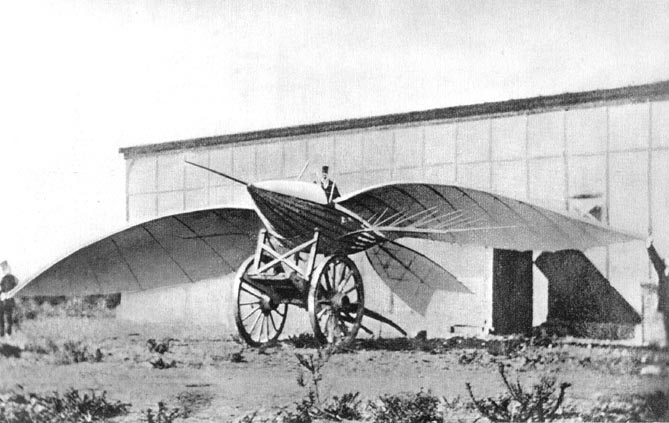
[260,297,275,313]
[329,292,350,311]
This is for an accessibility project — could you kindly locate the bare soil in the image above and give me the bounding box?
[0,317,667,421]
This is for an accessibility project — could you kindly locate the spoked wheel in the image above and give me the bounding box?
[233,256,288,347]
[308,255,364,347]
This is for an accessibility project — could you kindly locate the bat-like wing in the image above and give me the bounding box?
[366,240,472,315]
[11,208,261,297]
[338,183,640,251]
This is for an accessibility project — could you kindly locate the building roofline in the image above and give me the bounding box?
[120,80,669,158]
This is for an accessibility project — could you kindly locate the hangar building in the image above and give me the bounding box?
[118,81,669,345]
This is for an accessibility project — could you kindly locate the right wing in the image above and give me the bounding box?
[339,183,640,252]
[11,208,262,297]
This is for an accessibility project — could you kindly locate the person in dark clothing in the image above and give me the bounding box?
[0,261,18,337]
[318,165,340,202]
[647,237,669,345]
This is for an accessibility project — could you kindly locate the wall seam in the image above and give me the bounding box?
[605,106,611,279]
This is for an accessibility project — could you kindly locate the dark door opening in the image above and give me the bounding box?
[492,249,533,335]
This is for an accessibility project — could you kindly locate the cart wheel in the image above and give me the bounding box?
[308,255,364,347]
[233,256,288,347]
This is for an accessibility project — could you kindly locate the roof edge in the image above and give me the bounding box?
[120,80,669,158]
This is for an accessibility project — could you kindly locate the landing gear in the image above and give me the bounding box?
[308,255,365,347]
[231,229,366,347]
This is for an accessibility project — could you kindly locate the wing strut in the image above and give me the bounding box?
[185,161,248,186]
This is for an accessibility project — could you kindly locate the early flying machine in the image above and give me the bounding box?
[8,161,639,347]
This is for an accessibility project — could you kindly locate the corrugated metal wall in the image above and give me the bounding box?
[120,99,669,341]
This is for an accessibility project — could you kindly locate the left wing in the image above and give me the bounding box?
[338,183,640,252]
[11,208,261,297]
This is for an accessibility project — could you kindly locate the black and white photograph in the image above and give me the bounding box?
[0,1,668,421]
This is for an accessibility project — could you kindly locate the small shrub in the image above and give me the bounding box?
[143,402,181,423]
[466,363,570,422]
[580,390,669,422]
[294,346,334,407]
[286,333,320,349]
[56,341,103,364]
[0,388,130,423]
[321,392,363,421]
[147,338,175,355]
[368,389,443,423]
[149,358,177,369]
[16,295,119,320]
[176,390,213,418]
[229,350,247,363]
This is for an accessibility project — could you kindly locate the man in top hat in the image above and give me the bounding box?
[0,260,18,337]
[319,165,340,203]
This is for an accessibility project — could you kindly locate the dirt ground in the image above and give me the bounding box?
[1,317,668,422]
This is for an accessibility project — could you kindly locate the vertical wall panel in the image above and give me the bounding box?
[363,130,393,170]
[457,119,490,163]
[492,116,526,161]
[184,151,209,190]
[209,148,233,187]
[185,189,207,210]
[492,160,527,200]
[609,103,649,151]
[458,162,491,190]
[394,127,423,168]
[307,136,335,171]
[425,123,456,165]
[608,242,644,312]
[335,134,363,173]
[282,139,307,177]
[528,111,563,157]
[128,194,157,222]
[128,157,156,195]
[256,142,284,180]
[156,154,184,192]
[609,151,648,234]
[208,148,233,205]
[424,164,456,184]
[232,144,256,183]
[157,191,183,216]
[361,169,392,187]
[651,100,669,148]
[567,155,606,198]
[336,171,363,193]
[392,166,423,182]
[528,158,565,209]
[209,185,235,206]
[566,108,607,155]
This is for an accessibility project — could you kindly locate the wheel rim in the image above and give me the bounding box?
[309,255,364,347]
[234,256,288,347]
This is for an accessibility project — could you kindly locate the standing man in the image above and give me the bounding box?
[0,261,18,338]
[646,237,669,345]
[318,166,340,203]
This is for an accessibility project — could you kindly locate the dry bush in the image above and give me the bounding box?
[0,388,129,423]
[466,364,570,422]
[367,389,443,423]
[285,333,321,349]
[142,402,182,423]
[176,390,213,418]
[578,390,669,422]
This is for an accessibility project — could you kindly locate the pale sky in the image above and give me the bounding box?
[0,0,668,279]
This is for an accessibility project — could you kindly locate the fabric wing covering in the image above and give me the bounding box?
[14,208,261,297]
[339,183,639,251]
[366,240,472,315]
